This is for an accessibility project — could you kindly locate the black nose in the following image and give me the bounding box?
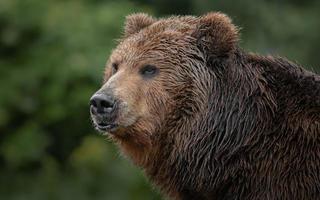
[90,93,115,115]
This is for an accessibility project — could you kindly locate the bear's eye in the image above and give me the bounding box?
[140,65,158,78]
[111,63,118,75]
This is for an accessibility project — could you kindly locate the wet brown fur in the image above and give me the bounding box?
[101,13,320,199]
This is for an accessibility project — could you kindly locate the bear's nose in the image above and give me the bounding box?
[90,93,115,115]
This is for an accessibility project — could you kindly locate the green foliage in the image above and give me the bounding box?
[0,0,319,199]
[0,0,161,199]
[1,122,48,168]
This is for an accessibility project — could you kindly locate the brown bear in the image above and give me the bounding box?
[89,12,320,200]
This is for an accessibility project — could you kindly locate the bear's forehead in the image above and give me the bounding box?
[149,16,197,33]
[110,16,198,65]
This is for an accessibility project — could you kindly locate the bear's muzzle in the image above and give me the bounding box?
[89,92,119,133]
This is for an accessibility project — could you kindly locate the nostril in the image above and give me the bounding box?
[100,99,114,109]
[90,99,97,108]
[90,104,97,115]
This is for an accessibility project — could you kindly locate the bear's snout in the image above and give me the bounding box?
[89,92,119,133]
[90,93,116,114]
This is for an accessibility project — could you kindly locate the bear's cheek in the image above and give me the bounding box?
[113,81,148,127]
[116,101,139,127]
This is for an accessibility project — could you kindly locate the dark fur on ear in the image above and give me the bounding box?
[192,12,239,61]
[124,13,155,37]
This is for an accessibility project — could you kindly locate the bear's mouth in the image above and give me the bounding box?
[95,122,119,133]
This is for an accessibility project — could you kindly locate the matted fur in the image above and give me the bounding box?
[95,12,320,200]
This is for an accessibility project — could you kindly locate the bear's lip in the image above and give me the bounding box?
[96,122,119,133]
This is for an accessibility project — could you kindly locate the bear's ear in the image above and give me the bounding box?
[124,13,155,37]
[192,12,239,61]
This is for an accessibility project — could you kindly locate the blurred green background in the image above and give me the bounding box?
[0,0,319,199]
